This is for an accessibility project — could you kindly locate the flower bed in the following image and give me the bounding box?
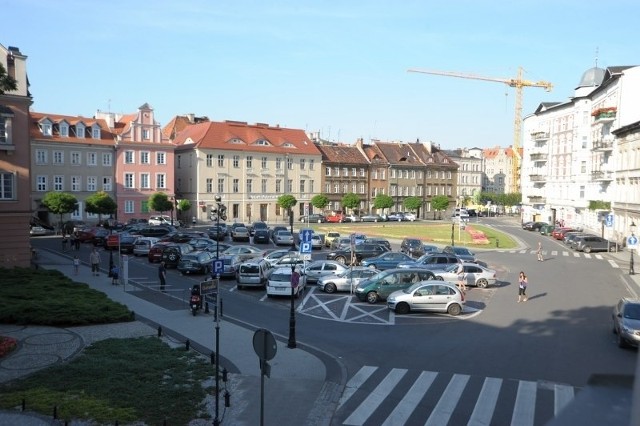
[464,225,490,244]
[0,336,18,358]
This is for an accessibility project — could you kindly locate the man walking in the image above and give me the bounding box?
[159,261,167,292]
[90,248,101,276]
[537,241,544,262]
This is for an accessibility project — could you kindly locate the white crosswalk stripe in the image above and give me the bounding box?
[337,366,578,426]
[496,249,620,267]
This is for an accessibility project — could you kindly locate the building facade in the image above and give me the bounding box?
[443,148,484,206]
[0,44,32,268]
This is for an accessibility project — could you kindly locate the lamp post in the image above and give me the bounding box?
[289,208,296,251]
[630,221,636,276]
[451,218,455,246]
[288,249,299,349]
[211,195,226,426]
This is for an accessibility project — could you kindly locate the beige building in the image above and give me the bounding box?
[0,44,32,267]
[172,119,322,225]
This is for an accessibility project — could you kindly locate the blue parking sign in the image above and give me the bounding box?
[606,214,614,227]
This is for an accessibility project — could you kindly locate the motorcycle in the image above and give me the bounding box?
[190,285,202,316]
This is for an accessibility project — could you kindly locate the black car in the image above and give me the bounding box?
[249,221,269,236]
[326,244,390,265]
[161,231,208,243]
[177,251,216,275]
[161,243,194,268]
[207,225,227,241]
[363,238,392,251]
[400,238,425,258]
[188,238,218,251]
[136,226,176,238]
[118,235,139,254]
[523,221,548,232]
[91,228,110,247]
[300,214,326,223]
[253,229,271,244]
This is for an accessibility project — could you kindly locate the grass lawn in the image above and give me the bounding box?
[0,268,215,424]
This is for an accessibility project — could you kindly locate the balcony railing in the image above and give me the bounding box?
[530,153,548,161]
[528,195,546,203]
[591,108,617,125]
[529,174,546,182]
[592,138,614,151]
[531,131,550,141]
[591,171,613,181]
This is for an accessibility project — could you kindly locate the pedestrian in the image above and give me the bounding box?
[90,248,101,276]
[74,233,81,251]
[537,241,544,262]
[61,235,68,252]
[111,264,119,285]
[159,261,167,292]
[518,271,528,303]
[456,262,467,292]
[73,255,80,275]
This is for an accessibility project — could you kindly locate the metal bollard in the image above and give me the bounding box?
[157,326,162,337]
[185,339,190,351]
[205,302,210,314]
[496,238,500,248]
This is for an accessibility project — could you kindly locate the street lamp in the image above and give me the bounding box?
[451,218,455,246]
[630,221,636,276]
[288,249,299,349]
[289,208,296,251]
[211,194,226,426]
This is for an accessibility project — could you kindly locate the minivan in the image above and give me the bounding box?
[236,260,272,289]
[354,268,437,304]
[452,208,470,222]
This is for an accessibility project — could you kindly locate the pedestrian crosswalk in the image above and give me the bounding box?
[496,249,621,267]
[334,366,577,426]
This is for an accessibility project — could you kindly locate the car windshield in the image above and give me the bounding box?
[279,231,292,237]
[624,304,640,320]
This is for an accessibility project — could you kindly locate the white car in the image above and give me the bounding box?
[132,237,160,256]
[263,249,291,267]
[274,230,294,246]
[148,215,173,226]
[387,281,465,316]
[311,234,323,250]
[432,262,497,288]
[403,212,417,222]
[266,267,306,298]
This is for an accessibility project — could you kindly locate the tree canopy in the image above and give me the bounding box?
[372,194,393,211]
[403,196,422,212]
[277,194,297,211]
[84,191,116,223]
[0,63,17,94]
[342,193,361,212]
[42,192,78,228]
[149,192,173,214]
[311,194,329,211]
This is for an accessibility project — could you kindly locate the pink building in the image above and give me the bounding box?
[97,103,175,223]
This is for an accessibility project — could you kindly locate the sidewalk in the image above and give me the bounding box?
[0,249,343,425]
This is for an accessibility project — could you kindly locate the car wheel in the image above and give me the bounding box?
[168,254,177,262]
[584,246,592,253]
[366,291,378,304]
[447,303,462,316]
[374,219,378,222]
[395,302,410,315]
[324,283,337,294]
[476,278,489,288]
[610,245,618,253]
[435,276,444,281]
[335,256,346,264]
[617,332,628,348]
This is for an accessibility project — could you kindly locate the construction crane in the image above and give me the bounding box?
[407,67,553,193]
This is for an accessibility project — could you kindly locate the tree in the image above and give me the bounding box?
[342,193,361,213]
[372,194,393,212]
[430,195,449,220]
[84,191,116,224]
[277,195,297,222]
[176,199,192,223]
[149,192,173,215]
[311,194,329,212]
[0,63,17,95]
[42,192,78,231]
[403,196,422,215]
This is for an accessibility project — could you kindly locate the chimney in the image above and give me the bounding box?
[186,113,195,123]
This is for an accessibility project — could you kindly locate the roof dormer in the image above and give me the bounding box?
[38,118,53,137]
[75,122,86,138]
[254,139,271,146]
[58,120,70,137]
[90,123,101,139]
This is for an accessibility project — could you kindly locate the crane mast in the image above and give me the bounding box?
[408,67,552,193]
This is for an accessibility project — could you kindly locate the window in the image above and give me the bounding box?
[261,157,268,169]
[76,124,85,138]
[87,153,97,166]
[246,179,253,193]
[36,176,47,191]
[53,175,64,191]
[343,167,348,176]
[360,183,365,194]
[41,123,52,136]
[156,173,166,189]
[276,158,282,170]
[71,176,81,191]
[0,113,12,144]
[300,159,306,170]
[156,152,166,165]
[206,178,213,193]
[141,200,149,213]
[300,180,305,193]
[218,155,224,167]
[334,167,340,176]
[140,173,150,189]
[124,200,134,214]
[309,180,314,193]
[581,161,586,174]
[206,154,213,167]
[217,178,224,193]
[60,124,68,137]
[92,126,101,139]
[125,151,135,164]
[53,151,64,165]
[287,179,292,193]
[246,156,253,168]
[325,167,331,176]
[102,153,112,167]
[233,155,240,168]
[309,159,314,170]
[102,177,112,191]
[261,179,267,193]
[71,203,82,219]
[276,179,281,193]
[36,149,47,165]
[143,129,150,140]
[580,185,585,199]
[233,179,239,193]
[287,157,293,170]
[0,172,15,199]
[334,184,339,193]
[124,173,134,189]
[140,151,150,164]
[71,152,81,165]
[87,176,97,191]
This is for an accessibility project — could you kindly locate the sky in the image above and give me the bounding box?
[2,0,639,149]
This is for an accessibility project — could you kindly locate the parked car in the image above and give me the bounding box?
[263,249,291,267]
[222,245,265,262]
[229,222,247,235]
[432,262,497,288]
[324,232,341,248]
[231,226,251,242]
[397,253,461,270]
[249,221,268,236]
[127,218,148,225]
[403,212,417,222]
[331,237,352,250]
[363,238,392,251]
[299,214,326,223]
[62,220,86,234]
[441,246,476,263]
[29,226,49,236]
[343,214,360,223]
[400,238,425,258]
[311,234,323,250]
[540,224,555,235]
[316,267,379,293]
[354,268,437,304]
[161,243,194,268]
[133,237,160,256]
[236,259,272,289]
[523,221,549,232]
[360,214,385,222]
[74,227,99,243]
[274,230,294,246]
[326,213,345,223]
[161,231,208,243]
[207,225,227,241]
[270,256,308,270]
[148,215,173,226]
[271,226,289,242]
[266,267,306,298]
[148,242,175,263]
[203,242,232,256]
[326,243,389,265]
[253,229,271,244]
[91,228,111,247]
[564,232,590,246]
[218,255,242,279]
[361,252,414,270]
[552,227,576,240]
[422,244,440,254]
[118,235,139,254]
[612,298,640,348]
[304,260,349,283]
[177,251,216,275]
[136,226,176,238]
[387,281,465,316]
[572,235,621,253]
[387,212,405,221]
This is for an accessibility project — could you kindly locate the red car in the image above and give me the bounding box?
[148,242,175,263]
[552,227,576,240]
[326,213,345,223]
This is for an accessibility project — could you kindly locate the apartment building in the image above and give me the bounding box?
[443,148,484,204]
[482,146,518,197]
[0,44,32,267]
[172,120,322,224]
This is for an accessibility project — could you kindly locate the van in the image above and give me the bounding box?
[354,268,437,304]
[236,260,272,289]
[451,208,470,222]
[133,237,159,256]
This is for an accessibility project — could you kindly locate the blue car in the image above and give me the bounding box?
[361,252,414,271]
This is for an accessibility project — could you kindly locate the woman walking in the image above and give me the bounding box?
[518,271,528,303]
[537,241,544,262]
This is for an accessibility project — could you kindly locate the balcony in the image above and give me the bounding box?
[530,153,548,162]
[528,195,546,203]
[592,136,614,152]
[591,170,613,181]
[591,107,617,125]
[529,174,546,182]
[531,131,550,141]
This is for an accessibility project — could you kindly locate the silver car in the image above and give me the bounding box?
[317,267,379,293]
[222,245,265,262]
[612,298,640,348]
[387,281,465,316]
[274,230,294,246]
[432,262,497,288]
[304,260,349,284]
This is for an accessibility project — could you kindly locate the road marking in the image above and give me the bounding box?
[551,250,558,256]
[608,260,619,268]
[382,371,437,426]
[338,365,378,409]
[562,251,569,256]
[468,377,502,426]
[584,253,592,259]
[344,368,407,425]
[573,252,580,257]
[426,374,470,426]
[554,384,574,416]
[511,380,537,426]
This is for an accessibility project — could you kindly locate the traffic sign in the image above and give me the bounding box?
[213,259,224,274]
[300,242,312,254]
[300,253,312,260]
[606,214,614,227]
[300,229,313,243]
[628,235,638,250]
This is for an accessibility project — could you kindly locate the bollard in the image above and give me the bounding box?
[53,405,58,419]
[205,302,210,314]
[224,391,231,407]
[157,325,162,338]
[210,352,215,365]
[21,398,25,411]
[222,368,228,382]
[496,238,500,248]
[185,339,190,351]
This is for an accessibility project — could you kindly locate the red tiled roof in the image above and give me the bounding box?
[173,120,321,155]
[315,144,370,164]
[30,111,115,146]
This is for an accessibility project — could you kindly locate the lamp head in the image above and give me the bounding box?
[215,195,222,203]
[632,221,637,234]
